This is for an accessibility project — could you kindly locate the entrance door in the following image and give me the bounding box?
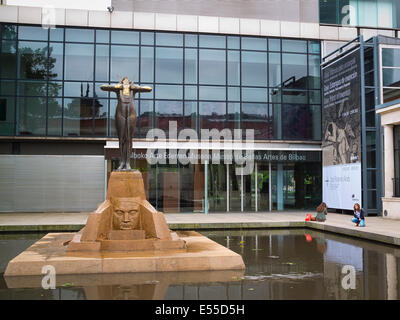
[207,163,227,212]
[257,164,270,211]
[271,163,296,210]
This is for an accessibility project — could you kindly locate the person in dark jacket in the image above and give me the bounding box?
[351,203,365,227]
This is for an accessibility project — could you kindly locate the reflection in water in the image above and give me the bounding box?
[1,229,400,300]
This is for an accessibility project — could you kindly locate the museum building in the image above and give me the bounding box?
[0,0,399,216]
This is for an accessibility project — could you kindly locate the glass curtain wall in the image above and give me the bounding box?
[319,0,400,29]
[0,23,321,141]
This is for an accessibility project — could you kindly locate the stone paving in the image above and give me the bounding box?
[0,210,399,246]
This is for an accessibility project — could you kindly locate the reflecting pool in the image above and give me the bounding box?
[0,229,399,300]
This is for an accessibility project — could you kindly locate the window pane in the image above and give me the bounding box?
[282,104,320,140]
[309,90,321,104]
[141,32,154,45]
[110,45,139,82]
[242,103,269,139]
[282,39,307,53]
[271,103,281,139]
[241,37,267,51]
[199,101,226,130]
[228,87,240,101]
[111,30,139,45]
[94,82,109,98]
[282,90,308,104]
[1,40,16,78]
[95,45,109,81]
[382,48,400,67]
[65,43,94,81]
[383,68,400,87]
[64,82,93,97]
[49,43,63,80]
[109,99,117,137]
[185,49,197,84]
[155,84,183,100]
[141,46,154,82]
[242,87,267,102]
[18,80,47,96]
[47,97,62,136]
[308,55,321,89]
[1,24,17,40]
[155,100,183,136]
[17,97,46,135]
[65,28,94,42]
[138,100,153,138]
[185,34,197,47]
[184,101,197,131]
[268,38,280,51]
[18,41,48,80]
[309,40,321,54]
[358,0,377,27]
[94,98,108,136]
[156,47,183,83]
[228,51,240,86]
[282,53,307,89]
[156,33,183,46]
[378,0,399,28]
[227,102,240,130]
[367,170,377,189]
[184,85,197,100]
[0,80,15,95]
[228,36,240,50]
[242,51,267,86]
[50,28,64,42]
[269,53,281,87]
[199,35,225,48]
[96,29,109,43]
[48,81,62,97]
[199,86,226,101]
[19,26,48,41]
[319,0,338,24]
[0,96,15,135]
[383,88,400,103]
[63,97,93,136]
[199,49,226,85]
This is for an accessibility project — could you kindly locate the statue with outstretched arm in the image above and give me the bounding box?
[101,77,152,170]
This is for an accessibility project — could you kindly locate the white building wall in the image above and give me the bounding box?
[5,0,111,11]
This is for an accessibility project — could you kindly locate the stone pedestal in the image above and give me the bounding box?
[5,171,245,276]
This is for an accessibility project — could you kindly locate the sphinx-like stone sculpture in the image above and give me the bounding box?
[101,77,151,170]
[67,171,185,252]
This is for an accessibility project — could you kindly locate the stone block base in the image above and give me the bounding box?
[4,231,245,276]
[382,197,400,220]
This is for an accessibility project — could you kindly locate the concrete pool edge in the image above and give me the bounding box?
[1,212,399,247]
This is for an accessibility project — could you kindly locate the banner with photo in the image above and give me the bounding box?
[322,49,362,210]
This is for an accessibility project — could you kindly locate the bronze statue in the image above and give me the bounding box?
[101,77,152,170]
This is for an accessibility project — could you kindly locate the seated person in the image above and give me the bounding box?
[351,203,365,227]
[311,202,328,222]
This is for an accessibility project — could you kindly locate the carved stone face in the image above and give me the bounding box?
[111,198,141,230]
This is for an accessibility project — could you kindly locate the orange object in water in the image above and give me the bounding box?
[305,214,312,221]
[305,234,312,242]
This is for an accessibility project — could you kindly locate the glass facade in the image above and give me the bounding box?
[382,47,400,104]
[320,0,400,29]
[112,155,322,213]
[0,24,321,141]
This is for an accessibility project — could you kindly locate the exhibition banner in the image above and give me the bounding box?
[322,49,362,210]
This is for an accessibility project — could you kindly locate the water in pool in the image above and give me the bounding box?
[0,229,399,300]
